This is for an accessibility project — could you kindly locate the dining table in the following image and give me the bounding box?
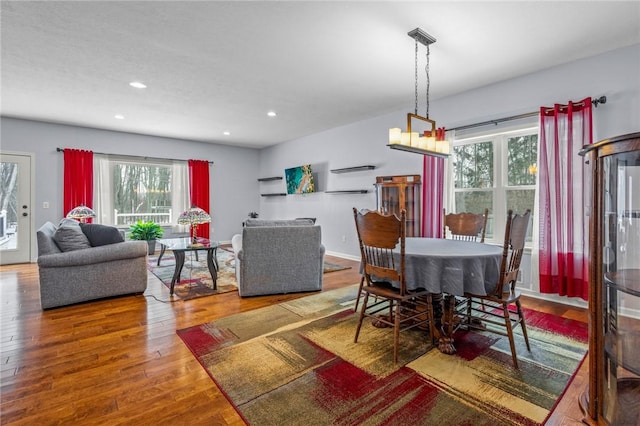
[399,237,504,354]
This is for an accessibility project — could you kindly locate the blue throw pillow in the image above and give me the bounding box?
[79,223,124,246]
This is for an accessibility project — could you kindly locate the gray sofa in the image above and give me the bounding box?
[231,219,325,297]
[36,221,149,309]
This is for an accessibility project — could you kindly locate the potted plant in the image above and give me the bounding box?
[129,220,164,254]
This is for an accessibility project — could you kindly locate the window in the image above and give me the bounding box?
[452,127,537,243]
[94,155,189,228]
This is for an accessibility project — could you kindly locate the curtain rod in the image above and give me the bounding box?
[55,148,213,164]
[448,95,607,133]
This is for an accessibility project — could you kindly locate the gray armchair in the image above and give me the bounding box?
[231,219,325,297]
[36,221,148,309]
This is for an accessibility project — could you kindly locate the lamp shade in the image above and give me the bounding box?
[66,205,96,221]
[177,206,211,226]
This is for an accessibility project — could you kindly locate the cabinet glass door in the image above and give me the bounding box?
[379,186,400,216]
[601,149,640,425]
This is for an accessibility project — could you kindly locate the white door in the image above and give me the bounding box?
[0,153,33,265]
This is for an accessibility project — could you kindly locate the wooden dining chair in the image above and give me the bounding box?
[455,209,531,369]
[352,207,433,363]
[443,208,489,242]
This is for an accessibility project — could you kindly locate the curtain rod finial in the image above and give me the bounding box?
[593,96,607,107]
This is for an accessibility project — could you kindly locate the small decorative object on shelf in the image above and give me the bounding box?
[330,165,376,174]
[248,212,259,218]
[578,132,640,425]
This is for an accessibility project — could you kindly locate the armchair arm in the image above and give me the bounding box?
[37,241,148,268]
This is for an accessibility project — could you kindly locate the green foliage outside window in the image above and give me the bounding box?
[452,130,538,242]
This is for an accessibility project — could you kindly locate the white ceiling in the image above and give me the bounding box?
[1,1,639,149]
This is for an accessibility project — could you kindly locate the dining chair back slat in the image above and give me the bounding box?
[443,208,489,242]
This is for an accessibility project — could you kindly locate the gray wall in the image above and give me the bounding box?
[259,44,640,261]
[0,119,260,245]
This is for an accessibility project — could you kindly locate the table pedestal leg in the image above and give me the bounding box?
[431,293,456,355]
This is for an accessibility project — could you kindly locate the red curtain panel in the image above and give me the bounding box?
[63,148,94,218]
[422,151,445,238]
[188,159,210,239]
[538,97,592,300]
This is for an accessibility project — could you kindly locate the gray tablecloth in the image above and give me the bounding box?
[401,238,503,296]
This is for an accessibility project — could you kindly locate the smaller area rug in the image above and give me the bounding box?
[177,286,588,425]
[147,249,238,300]
[148,249,351,300]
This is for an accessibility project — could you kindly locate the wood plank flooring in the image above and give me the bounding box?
[1,255,588,425]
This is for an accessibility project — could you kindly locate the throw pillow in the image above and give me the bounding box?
[79,223,124,246]
[53,223,92,252]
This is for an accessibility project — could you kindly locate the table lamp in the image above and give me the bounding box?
[66,204,96,223]
[177,206,211,246]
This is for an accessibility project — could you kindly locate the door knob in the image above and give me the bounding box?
[22,212,28,217]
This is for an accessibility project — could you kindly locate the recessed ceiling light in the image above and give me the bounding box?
[267,111,277,117]
[223,131,231,136]
[129,81,147,89]
[114,114,125,120]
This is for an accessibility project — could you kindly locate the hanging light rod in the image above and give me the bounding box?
[389,27,449,157]
[407,28,436,47]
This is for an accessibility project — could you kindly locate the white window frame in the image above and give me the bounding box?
[93,154,189,231]
[452,124,538,246]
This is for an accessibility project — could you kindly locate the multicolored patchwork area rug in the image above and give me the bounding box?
[177,286,588,425]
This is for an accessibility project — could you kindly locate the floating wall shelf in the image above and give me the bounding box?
[325,190,369,194]
[387,144,449,159]
[257,176,283,182]
[260,193,287,197]
[330,165,376,174]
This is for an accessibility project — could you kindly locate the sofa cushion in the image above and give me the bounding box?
[36,222,63,256]
[244,218,315,227]
[79,223,125,247]
[53,223,92,252]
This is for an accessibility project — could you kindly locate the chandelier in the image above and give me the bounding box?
[388,28,450,158]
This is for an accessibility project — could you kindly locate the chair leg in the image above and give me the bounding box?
[516,300,531,351]
[354,276,364,312]
[354,292,369,343]
[502,303,519,369]
[393,300,400,363]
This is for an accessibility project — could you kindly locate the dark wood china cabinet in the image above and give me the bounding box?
[579,132,640,425]
[374,175,421,237]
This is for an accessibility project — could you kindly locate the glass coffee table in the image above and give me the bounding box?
[156,237,219,295]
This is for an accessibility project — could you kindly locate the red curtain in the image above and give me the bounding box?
[63,148,93,218]
[538,97,592,300]
[188,159,210,239]
[422,131,446,238]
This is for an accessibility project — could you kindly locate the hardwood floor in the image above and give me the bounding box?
[1,256,588,425]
